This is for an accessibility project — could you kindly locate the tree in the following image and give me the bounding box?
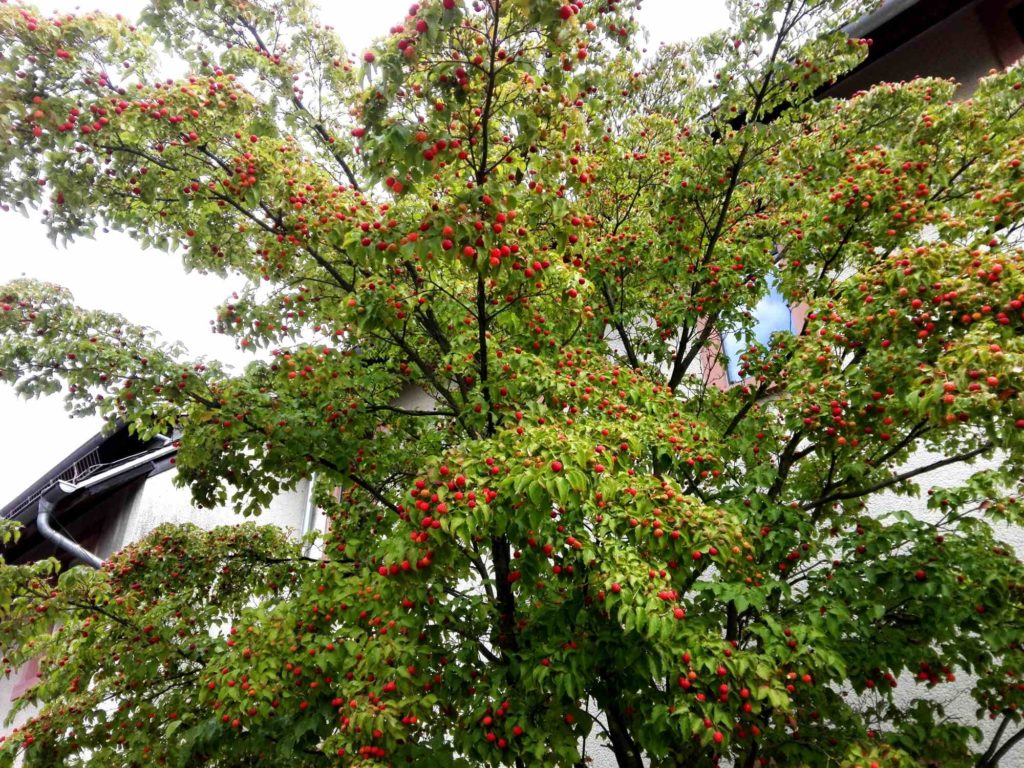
[1,0,1023,764]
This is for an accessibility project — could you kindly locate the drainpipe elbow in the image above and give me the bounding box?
[37,483,104,570]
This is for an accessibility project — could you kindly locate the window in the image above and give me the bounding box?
[721,275,793,383]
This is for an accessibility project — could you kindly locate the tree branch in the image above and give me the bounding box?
[804,442,993,513]
[599,279,640,370]
[593,681,644,768]
[766,430,803,499]
[235,15,360,190]
[980,724,1024,768]
[978,712,1014,768]
[669,314,718,390]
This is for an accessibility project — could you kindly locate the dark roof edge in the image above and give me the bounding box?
[828,0,981,93]
[845,0,922,38]
[1,423,174,521]
[1,427,112,520]
[1,443,177,564]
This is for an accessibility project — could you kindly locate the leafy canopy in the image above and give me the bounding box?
[1,0,1024,766]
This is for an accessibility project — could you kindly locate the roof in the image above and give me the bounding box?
[846,0,923,38]
[1,423,177,564]
[841,0,979,70]
[1,423,171,523]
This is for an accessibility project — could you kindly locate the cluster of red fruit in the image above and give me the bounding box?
[361,0,458,65]
[479,700,524,750]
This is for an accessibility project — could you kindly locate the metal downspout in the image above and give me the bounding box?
[32,443,177,570]
[37,482,104,570]
[300,473,318,557]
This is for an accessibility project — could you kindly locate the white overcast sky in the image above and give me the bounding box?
[0,0,730,505]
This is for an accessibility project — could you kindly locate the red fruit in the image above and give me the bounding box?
[443,0,455,7]
[363,51,376,63]
[610,582,621,594]
[550,460,563,472]
[713,731,723,744]
[558,5,573,20]
[914,569,926,582]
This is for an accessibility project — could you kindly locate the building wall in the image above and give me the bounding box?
[93,471,310,558]
[0,662,38,752]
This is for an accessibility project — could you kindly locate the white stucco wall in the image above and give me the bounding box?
[856,450,1023,760]
[586,736,620,768]
[94,471,309,558]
